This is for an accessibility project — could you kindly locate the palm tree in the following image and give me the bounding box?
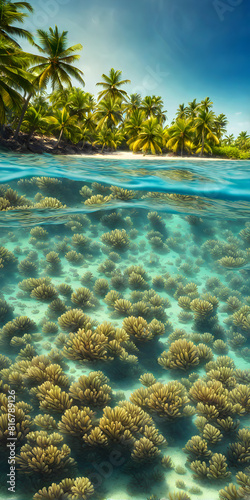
[14,25,84,139]
[123,93,141,118]
[200,97,213,112]
[130,117,164,155]
[96,68,131,101]
[93,126,123,153]
[194,110,219,156]
[235,131,250,149]
[124,109,145,147]
[165,118,194,156]
[45,107,80,146]
[214,113,228,140]
[186,99,199,119]
[0,39,34,125]
[0,0,33,47]
[21,105,48,144]
[175,103,187,120]
[140,95,167,123]
[223,133,235,146]
[66,89,95,119]
[93,96,123,129]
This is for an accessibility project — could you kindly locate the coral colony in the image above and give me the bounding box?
[1,176,250,500]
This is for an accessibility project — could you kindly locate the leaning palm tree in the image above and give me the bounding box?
[214,113,228,140]
[165,118,194,156]
[130,117,164,155]
[0,39,34,125]
[14,25,84,139]
[194,110,219,156]
[93,96,123,130]
[0,0,33,47]
[96,68,131,101]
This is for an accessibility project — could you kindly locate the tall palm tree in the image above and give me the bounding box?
[66,89,95,119]
[140,95,167,123]
[200,97,213,112]
[93,96,123,129]
[124,109,145,147]
[123,93,141,118]
[186,98,199,119]
[93,126,124,153]
[175,103,188,120]
[14,25,84,139]
[0,39,34,125]
[214,113,228,141]
[130,117,164,155]
[194,110,218,156]
[96,68,131,101]
[0,0,33,47]
[165,118,194,156]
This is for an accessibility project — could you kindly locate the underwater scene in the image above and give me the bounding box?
[1,154,250,500]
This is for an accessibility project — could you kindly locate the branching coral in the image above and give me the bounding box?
[58,309,92,332]
[71,287,95,309]
[69,371,112,407]
[31,382,73,414]
[31,284,58,301]
[101,229,130,250]
[158,339,200,371]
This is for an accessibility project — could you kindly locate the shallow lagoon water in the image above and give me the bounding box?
[1,154,250,500]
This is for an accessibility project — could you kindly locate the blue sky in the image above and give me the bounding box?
[22,0,250,136]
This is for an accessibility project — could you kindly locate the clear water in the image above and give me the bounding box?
[1,153,250,500]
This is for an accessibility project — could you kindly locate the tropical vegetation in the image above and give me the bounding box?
[0,1,249,158]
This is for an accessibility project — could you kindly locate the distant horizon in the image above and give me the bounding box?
[21,0,250,137]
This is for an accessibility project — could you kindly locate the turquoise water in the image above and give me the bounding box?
[1,154,250,500]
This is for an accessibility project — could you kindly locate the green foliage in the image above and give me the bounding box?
[212,146,250,159]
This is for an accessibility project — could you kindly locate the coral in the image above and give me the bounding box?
[219,484,242,500]
[0,246,17,270]
[0,298,13,324]
[33,414,57,431]
[16,434,75,476]
[57,283,73,297]
[104,290,121,307]
[42,322,58,335]
[110,272,127,290]
[184,435,211,461]
[45,251,62,275]
[152,275,166,290]
[131,381,194,420]
[31,382,73,414]
[31,284,58,301]
[98,258,116,275]
[69,371,112,407]
[93,278,109,297]
[18,277,51,293]
[18,259,37,276]
[158,339,200,371]
[30,226,48,240]
[178,296,192,310]
[139,373,157,387]
[72,233,90,251]
[190,460,209,479]
[47,298,67,318]
[65,250,84,264]
[161,455,175,469]
[71,287,95,309]
[84,194,112,206]
[36,196,65,209]
[110,185,136,200]
[176,480,186,489]
[0,354,12,370]
[229,384,250,413]
[218,256,246,268]
[58,406,94,437]
[202,424,222,444]
[128,272,149,290]
[101,229,130,250]
[207,453,231,479]
[131,437,160,462]
[168,493,191,500]
[58,309,92,332]
[190,299,213,318]
[114,299,132,316]
[175,466,187,475]
[79,185,93,198]
[213,339,228,354]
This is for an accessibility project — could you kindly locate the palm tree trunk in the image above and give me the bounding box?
[56,128,64,147]
[200,130,205,157]
[27,127,35,146]
[181,140,183,157]
[14,93,33,140]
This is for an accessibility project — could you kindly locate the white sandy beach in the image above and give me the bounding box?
[67,151,233,161]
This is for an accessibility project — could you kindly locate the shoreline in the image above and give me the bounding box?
[66,151,236,161]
